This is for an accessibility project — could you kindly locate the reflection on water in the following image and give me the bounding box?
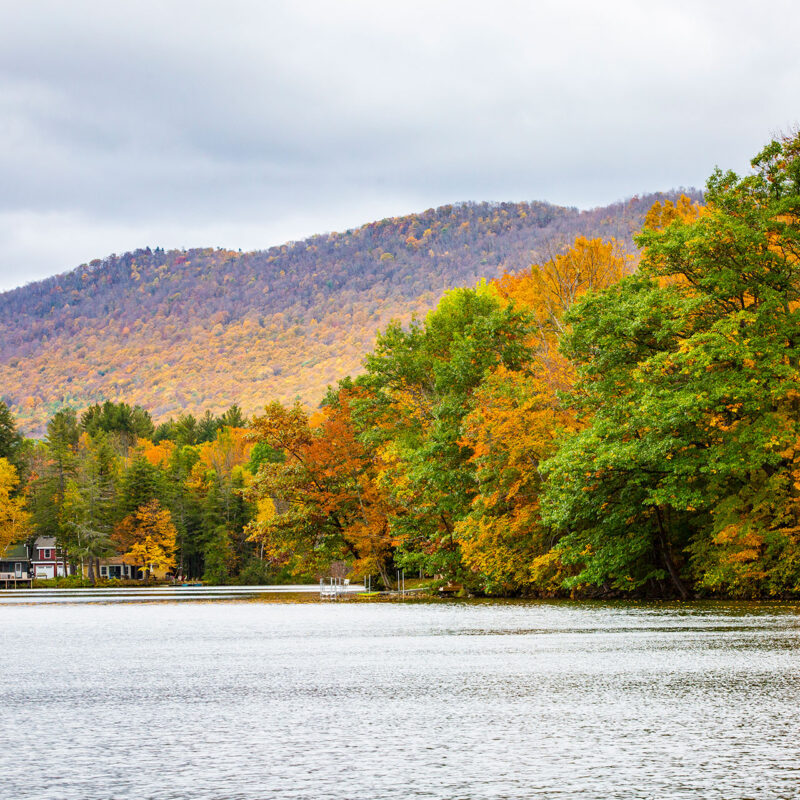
[1,598,799,799]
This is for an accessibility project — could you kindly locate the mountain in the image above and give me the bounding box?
[0,192,699,434]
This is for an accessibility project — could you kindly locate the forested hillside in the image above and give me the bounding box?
[0,192,698,433]
[4,130,798,598]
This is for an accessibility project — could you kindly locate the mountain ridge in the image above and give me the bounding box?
[0,191,700,434]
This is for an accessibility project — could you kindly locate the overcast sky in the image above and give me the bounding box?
[0,0,797,292]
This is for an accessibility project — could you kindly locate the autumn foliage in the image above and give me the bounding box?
[113,500,177,579]
[0,457,31,554]
[8,132,800,598]
[246,133,800,598]
[245,395,394,583]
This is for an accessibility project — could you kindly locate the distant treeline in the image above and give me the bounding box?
[0,400,281,582]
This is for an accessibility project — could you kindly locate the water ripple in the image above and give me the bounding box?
[1,598,799,798]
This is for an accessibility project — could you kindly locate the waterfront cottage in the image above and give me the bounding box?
[31,536,73,579]
[0,542,33,586]
[96,557,140,580]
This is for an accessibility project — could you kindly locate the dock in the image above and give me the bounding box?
[319,577,364,600]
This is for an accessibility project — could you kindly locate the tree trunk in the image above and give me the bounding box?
[377,562,392,589]
[654,507,690,600]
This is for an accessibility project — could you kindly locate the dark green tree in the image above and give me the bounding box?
[173,414,198,447]
[81,400,154,447]
[162,445,203,578]
[30,408,80,542]
[200,471,232,583]
[0,401,22,468]
[197,410,219,443]
[219,404,247,429]
[120,456,164,517]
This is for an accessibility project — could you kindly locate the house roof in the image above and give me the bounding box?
[1,542,30,561]
[34,536,56,548]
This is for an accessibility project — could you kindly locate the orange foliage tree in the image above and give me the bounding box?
[245,393,394,582]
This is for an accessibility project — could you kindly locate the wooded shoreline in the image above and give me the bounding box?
[3,133,800,601]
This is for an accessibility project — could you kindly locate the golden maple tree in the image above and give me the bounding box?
[113,499,177,580]
[0,457,31,554]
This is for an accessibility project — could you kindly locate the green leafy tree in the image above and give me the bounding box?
[120,456,164,516]
[220,404,247,429]
[543,131,800,598]
[200,471,228,580]
[173,414,198,447]
[354,286,534,581]
[81,400,154,446]
[152,420,176,444]
[162,445,203,578]
[61,477,115,583]
[197,410,219,443]
[30,408,80,543]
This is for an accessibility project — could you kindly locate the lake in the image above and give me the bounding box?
[1,590,799,799]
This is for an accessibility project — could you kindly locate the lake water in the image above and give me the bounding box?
[2,590,799,799]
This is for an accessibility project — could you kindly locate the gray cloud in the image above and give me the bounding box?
[0,0,798,290]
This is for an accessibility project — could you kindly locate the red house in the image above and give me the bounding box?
[31,536,73,579]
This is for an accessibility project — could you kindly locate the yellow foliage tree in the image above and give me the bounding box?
[195,427,252,477]
[137,437,176,468]
[493,236,633,337]
[455,237,631,592]
[113,500,177,581]
[0,457,31,554]
[643,193,702,231]
[456,367,579,592]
